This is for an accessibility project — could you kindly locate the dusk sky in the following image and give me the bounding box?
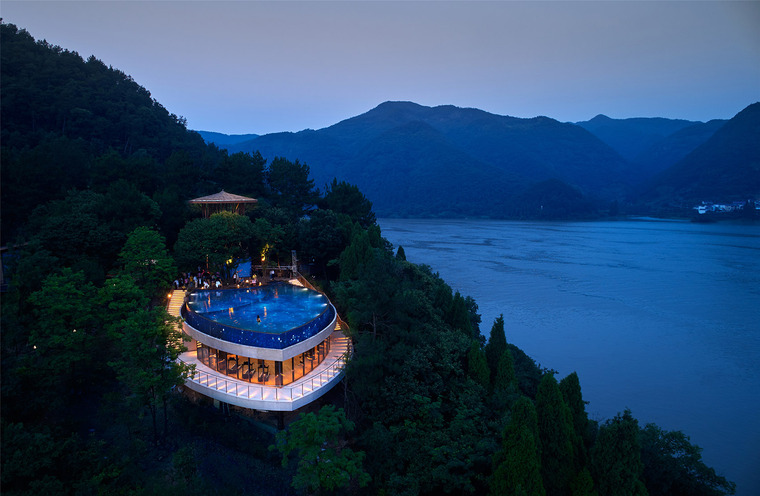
[3,1,759,135]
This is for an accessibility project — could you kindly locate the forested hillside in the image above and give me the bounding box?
[1,23,736,496]
[640,102,760,207]
[575,114,701,161]
[630,119,727,180]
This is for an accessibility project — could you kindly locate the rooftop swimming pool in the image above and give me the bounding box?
[182,282,335,349]
[186,283,329,334]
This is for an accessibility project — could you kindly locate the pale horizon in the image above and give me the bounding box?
[3,1,759,134]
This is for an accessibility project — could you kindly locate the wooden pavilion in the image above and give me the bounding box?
[189,190,258,218]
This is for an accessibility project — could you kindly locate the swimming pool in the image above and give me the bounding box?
[186,283,329,334]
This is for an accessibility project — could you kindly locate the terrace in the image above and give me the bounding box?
[168,285,351,411]
[178,330,350,411]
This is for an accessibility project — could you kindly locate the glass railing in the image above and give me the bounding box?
[180,343,351,403]
[181,300,336,349]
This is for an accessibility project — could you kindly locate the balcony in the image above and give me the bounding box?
[179,330,351,411]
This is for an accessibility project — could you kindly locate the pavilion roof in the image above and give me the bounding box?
[188,190,258,205]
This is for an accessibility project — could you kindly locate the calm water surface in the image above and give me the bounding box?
[380,218,760,495]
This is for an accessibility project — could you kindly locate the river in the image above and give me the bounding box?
[379,218,760,495]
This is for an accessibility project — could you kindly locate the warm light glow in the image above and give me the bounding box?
[168,293,172,298]
[261,243,271,263]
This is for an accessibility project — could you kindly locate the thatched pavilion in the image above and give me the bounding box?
[189,190,258,218]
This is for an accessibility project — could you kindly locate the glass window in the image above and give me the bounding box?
[240,358,252,382]
[227,354,239,378]
[218,350,227,374]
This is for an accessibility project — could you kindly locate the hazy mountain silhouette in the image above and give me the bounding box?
[631,119,726,180]
[641,102,760,204]
[575,114,700,161]
[202,101,756,218]
[223,101,632,217]
[197,130,258,146]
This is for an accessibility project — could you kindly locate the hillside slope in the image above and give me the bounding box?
[576,114,699,161]
[631,119,726,180]
[641,102,760,204]
[230,101,631,217]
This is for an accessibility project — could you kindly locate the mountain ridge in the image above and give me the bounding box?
[222,101,634,217]
[202,101,757,218]
[641,102,760,205]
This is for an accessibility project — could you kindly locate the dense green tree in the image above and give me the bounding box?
[117,226,175,301]
[335,232,398,339]
[396,245,407,261]
[363,389,494,496]
[491,397,545,496]
[337,228,374,282]
[266,157,320,221]
[0,422,77,495]
[320,178,376,228]
[463,294,482,337]
[107,304,191,445]
[485,314,508,380]
[536,373,576,496]
[3,243,59,304]
[23,189,123,282]
[337,238,497,495]
[591,410,648,496]
[448,291,476,339]
[639,423,735,496]
[1,135,93,239]
[27,268,102,395]
[174,211,255,276]
[99,179,162,235]
[251,217,286,265]
[467,342,490,388]
[494,349,517,392]
[297,209,350,279]
[508,344,543,398]
[273,405,370,495]
[571,468,598,496]
[560,371,591,469]
[216,151,266,198]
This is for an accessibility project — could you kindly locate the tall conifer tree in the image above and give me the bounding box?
[494,349,517,391]
[485,314,507,380]
[491,397,545,496]
[536,373,576,496]
[468,342,490,388]
[591,410,648,496]
[560,371,590,469]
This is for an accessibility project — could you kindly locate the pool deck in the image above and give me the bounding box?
[168,288,351,411]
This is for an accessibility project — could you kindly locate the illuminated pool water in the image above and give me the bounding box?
[186,283,329,335]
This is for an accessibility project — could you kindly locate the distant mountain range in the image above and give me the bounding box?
[199,101,759,218]
[640,102,760,206]
[197,131,258,146]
